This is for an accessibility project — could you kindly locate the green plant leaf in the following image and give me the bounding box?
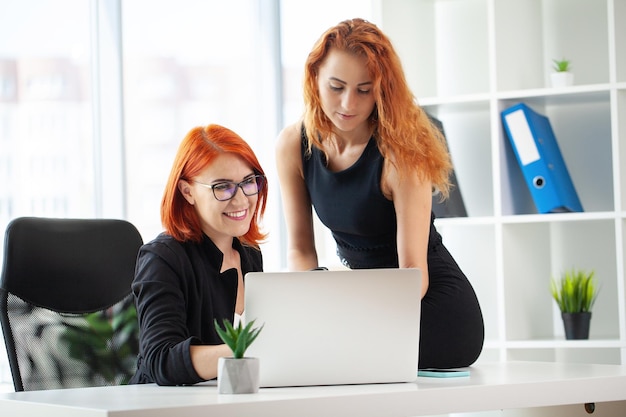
[214,319,238,353]
[214,318,264,359]
[552,58,571,72]
[59,301,139,384]
[550,268,599,313]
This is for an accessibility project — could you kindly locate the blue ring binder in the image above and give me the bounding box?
[501,103,583,214]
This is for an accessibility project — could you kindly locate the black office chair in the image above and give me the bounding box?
[0,217,143,391]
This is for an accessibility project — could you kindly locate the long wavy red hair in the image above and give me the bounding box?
[302,18,452,197]
[161,124,267,247]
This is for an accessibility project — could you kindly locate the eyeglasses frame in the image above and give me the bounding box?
[190,174,265,201]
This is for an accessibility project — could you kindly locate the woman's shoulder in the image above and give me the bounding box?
[276,121,306,174]
[276,121,303,149]
[140,233,193,260]
[138,234,225,276]
[144,232,181,249]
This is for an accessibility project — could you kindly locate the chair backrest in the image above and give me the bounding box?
[0,217,143,391]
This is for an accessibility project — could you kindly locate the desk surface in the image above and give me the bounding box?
[1,361,626,417]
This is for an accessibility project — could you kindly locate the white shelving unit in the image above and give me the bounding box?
[380,0,626,365]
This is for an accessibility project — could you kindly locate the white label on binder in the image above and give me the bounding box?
[505,110,540,166]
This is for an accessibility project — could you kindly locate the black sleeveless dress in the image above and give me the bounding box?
[302,134,484,368]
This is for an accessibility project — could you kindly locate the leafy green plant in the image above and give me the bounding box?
[550,268,599,313]
[552,58,571,72]
[60,300,139,384]
[214,318,264,359]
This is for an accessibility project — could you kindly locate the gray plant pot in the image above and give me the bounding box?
[217,357,260,394]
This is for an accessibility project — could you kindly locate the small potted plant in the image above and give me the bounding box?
[550,268,599,340]
[214,318,264,394]
[550,58,574,88]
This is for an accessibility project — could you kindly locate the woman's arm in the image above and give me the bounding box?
[275,122,319,270]
[133,244,231,385]
[383,159,433,298]
[189,344,232,380]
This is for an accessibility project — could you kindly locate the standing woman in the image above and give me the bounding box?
[130,124,268,385]
[276,18,484,368]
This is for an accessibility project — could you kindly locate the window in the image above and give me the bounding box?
[121,0,280,262]
[0,0,375,389]
[0,0,95,225]
[0,0,95,388]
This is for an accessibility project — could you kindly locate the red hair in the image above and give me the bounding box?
[161,124,268,247]
[302,18,452,197]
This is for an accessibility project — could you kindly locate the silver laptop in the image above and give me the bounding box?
[244,268,421,387]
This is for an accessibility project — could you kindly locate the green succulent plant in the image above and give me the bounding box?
[552,58,571,72]
[550,268,599,313]
[214,318,264,359]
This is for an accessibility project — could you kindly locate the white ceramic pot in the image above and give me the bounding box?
[217,357,260,394]
[550,72,574,88]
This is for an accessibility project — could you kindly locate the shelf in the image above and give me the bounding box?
[499,212,618,224]
[382,0,625,365]
[505,339,626,349]
[496,84,611,103]
[420,83,613,105]
[494,0,610,91]
[436,211,620,225]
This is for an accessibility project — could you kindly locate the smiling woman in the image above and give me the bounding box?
[129,124,268,386]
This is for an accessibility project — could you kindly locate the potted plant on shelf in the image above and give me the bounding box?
[550,268,599,340]
[550,58,574,88]
[214,318,264,394]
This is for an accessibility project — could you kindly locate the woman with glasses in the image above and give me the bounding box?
[276,18,484,369]
[130,124,267,385]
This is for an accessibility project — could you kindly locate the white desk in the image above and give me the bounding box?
[1,361,625,417]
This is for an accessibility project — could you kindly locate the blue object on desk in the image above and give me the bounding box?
[501,103,583,214]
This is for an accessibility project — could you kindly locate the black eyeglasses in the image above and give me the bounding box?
[193,175,265,201]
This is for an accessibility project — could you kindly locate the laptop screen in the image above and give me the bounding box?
[244,268,421,387]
